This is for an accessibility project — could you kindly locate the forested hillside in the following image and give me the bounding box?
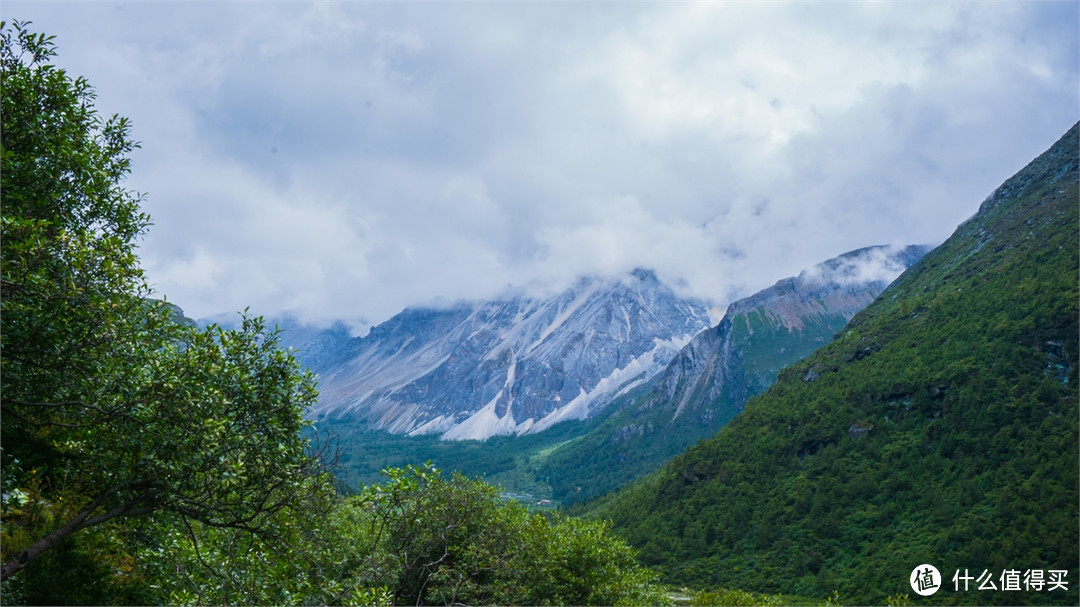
[589,123,1080,605]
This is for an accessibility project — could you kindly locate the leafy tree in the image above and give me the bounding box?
[345,464,667,606]
[0,19,334,591]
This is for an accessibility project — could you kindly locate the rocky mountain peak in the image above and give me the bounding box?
[289,269,713,441]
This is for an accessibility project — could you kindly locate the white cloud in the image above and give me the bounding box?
[798,244,913,287]
[5,0,1077,327]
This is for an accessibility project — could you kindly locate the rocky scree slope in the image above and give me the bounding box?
[290,269,714,441]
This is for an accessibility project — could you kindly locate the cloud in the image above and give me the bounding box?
[6,1,1077,330]
[798,245,914,288]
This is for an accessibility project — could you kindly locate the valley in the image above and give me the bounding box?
[284,122,1079,605]
[6,10,1076,604]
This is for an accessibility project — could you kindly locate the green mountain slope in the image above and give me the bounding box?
[589,123,1079,605]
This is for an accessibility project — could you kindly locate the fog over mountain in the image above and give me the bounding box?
[6,1,1076,332]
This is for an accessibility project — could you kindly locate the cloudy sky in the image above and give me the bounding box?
[6,1,1078,333]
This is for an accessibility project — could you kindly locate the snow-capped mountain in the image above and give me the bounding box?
[289,269,713,441]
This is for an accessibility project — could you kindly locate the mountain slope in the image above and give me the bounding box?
[295,269,714,440]
[543,245,930,504]
[589,123,1079,605]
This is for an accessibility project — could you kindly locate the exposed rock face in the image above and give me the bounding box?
[289,269,713,440]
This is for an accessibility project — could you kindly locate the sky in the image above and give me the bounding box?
[5,1,1078,334]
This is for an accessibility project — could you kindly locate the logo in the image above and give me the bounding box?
[911,564,941,596]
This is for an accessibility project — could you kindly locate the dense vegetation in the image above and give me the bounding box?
[587,123,1080,605]
[0,22,664,605]
[323,413,592,498]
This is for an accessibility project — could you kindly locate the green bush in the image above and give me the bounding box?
[142,464,670,606]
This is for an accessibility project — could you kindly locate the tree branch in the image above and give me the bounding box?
[0,479,157,581]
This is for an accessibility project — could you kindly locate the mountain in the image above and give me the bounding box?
[291,269,714,441]
[587,123,1079,605]
[542,245,930,504]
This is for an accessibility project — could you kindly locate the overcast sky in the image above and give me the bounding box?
[6,1,1078,333]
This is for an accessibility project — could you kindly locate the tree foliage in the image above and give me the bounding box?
[1,19,333,592]
[354,464,667,606]
[140,464,668,606]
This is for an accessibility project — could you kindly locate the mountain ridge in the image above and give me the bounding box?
[275,246,928,494]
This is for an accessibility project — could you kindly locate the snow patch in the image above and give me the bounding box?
[441,353,520,441]
[408,415,455,436]
[440,397,516,440]
[526,332,697,435]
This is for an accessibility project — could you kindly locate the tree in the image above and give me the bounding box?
[347,464,669,606]
[0,20,334,587]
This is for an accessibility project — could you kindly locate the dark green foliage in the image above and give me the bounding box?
[0,525,156,606]
[143,464,669,606]
[591,123,1080,605]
